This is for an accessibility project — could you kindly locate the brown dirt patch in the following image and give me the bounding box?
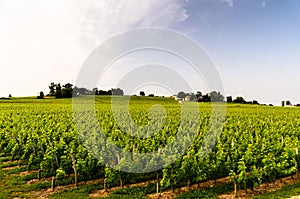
[218,174,300,199]
[149,174,300,199]
[30,179,102,199]
[2,160,21,165]
[2,165,20,171]
[18,170,38,176]
[27,177,53,185]
[89,180,156,198]
[10,170,39,177]
[24,173,300,199]
[149,176,230,199]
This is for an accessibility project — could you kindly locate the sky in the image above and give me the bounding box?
[0,0,299,105]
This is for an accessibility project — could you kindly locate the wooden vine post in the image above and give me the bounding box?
[117,153,123,188]
[156,171,159,194]
[51,176,55,191]
[187,152,191,190]
[296,147,299,178]
[103,178,107,192]
[171,163,174,193]
[38,169,42,181]
[70,153,78,187]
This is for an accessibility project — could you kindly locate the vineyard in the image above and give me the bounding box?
[0,96,300,198]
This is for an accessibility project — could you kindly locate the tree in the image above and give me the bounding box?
[37,91,44,99]
[233,96,246,104]
[107,90,112,95]
[195,91,202,102]
[112,88,124,96]
[140,91,145,96]
[190,93,196,101]
[73,87,91,95]
[92,88,99,95]
[195,91,202,98]
[202,94,211,102]
[148,94,154,97]
[227,96,233,103]
[62,83,73,98]
[8,94,12,98]
[210,91,224,102]
[98,90,108,95]
[286,100,291,106]
[49,82,56,96]
[282,101,285,107]
[55,84,62,98]
[177,91,188,99]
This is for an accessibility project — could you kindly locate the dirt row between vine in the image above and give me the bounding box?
[147,173,300,199]
[2,165,23,171]
[0,159,22,171]
[149,176,231,199]
[2,159,300,199]
[219,173,300,199]
[2,159,20,165]
[31,179,103,199]
[89,179,157,198]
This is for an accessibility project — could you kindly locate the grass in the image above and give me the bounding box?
[254,181,300,199]
[175,183,233,199]
[5,165,28,175]
[0,160,22,168]
[0,157,10,162]
[50,184,102,199]
[0,157,53,199]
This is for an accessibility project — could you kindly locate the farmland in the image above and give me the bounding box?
[0,96,300,198]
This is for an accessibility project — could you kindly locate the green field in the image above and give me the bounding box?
[0,96,300,198]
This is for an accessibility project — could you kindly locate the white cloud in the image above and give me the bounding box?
[0,0,188,96]
[79,0,189,49]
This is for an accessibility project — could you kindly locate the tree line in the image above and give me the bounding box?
[39,82,125,99]
[34,82,291,106]
[176,91,260,104]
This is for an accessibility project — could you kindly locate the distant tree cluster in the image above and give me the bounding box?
[48,82,73,98]
[47,82,124,98]
[92,88,124,96]
[227,96,260,105]
[138,91,155,97]
[175,91,263,105]
[140,91,145,96]
[282,100,293,107]
[176,91,225,102]
[37,91,44,99]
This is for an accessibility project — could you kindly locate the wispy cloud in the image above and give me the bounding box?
[79,0,188,48]
[222,0,235,7]
[262,0,267,8]
[200,15,211,27]
[185,0,191,6]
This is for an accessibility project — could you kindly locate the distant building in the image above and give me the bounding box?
[185,96,191,102]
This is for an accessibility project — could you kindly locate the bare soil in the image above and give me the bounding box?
[149,174,300,199]
[2,165,21,171]
[219,173,300,199]
[2,160,21,165]
[17,170,39,177]
[149,176,230,199]
[31,179,103,199]
[89,180,156,198]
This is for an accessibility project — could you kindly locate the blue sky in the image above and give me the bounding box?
[0,0,299,105]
